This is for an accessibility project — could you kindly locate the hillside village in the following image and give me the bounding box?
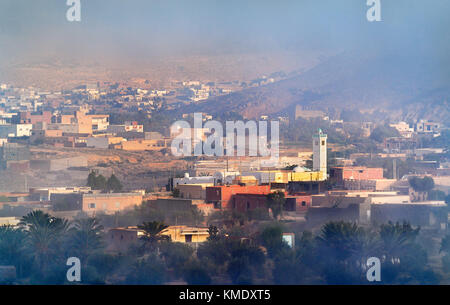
[0,80,449,284]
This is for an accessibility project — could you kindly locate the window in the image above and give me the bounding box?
[185,235,192,243]
[321,140,325,146]
[246,202,250,210]
[302,201,306,206]
[89,203,96,209]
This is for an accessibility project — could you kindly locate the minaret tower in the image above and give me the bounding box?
[313,128,327,176]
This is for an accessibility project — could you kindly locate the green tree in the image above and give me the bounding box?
[125,254,167,284]
[182,260,212,285]
[68,218,104,262]
[316,221,381,284]
[379,222,420,262]
[87,171,97,188]
[95,174,107,191]
[87,172,108,191]
[19,210,70,274]
[0,226,32,278]
[159,242,194,277]
[266,191,285,220]
[259,223,288,258]
[137,221,169,251]
[440,235,450,272]
[226,242,265,284]
[207,225,219,241]
[408,176,435,193]
[370,125,400,143]
[106,174,123,193]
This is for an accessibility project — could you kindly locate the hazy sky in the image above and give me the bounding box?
[0,0,449,64]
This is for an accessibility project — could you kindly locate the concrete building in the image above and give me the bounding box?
[145,131,163,140]
[106,227,145,253]
[0,143,30,169]
[161,226,210,243]
[384,137,418,153]
[0,124,32,138]
[390,122,414,138]
[330,166,384,186]
[343,179,397,191]
[285,195,312,213]
[29,186,91,201]
[371,201,447,229]
[176,184,212,200]
[232,193,268,213]
[30,156,87,172]
[295,106,326,120]
[14,111,52,125]
[114,138,169,151]
[415,120,440,134]
[88,114,110,131]
[106,225,210,253]
[82,192,143,215]
[206,185,271,209]
[107,121,143,133]
[307,196,371,226]
[86,136,124,149]
[172,173,214,185]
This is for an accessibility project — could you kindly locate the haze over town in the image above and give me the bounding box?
[0,0,449,286]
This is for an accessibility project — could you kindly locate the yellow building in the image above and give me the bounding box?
[242,170,326,184]
[115,139,170,151]
[161,226,210,243]
[289,171,325,182]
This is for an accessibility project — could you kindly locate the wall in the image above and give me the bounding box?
[161,226,209,243]
[82,193,143,215]
[177,184,209,200]
[205,185,271,209]
[233,194,268,213]
[371,204,446,228]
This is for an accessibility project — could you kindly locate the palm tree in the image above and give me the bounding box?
[379,221,420,264]
[0,225,30,278]
[317,221,381,277]
[137,221,169,252]
[317,221,380,284]
[20,210,70,273]
[68,217,104,262]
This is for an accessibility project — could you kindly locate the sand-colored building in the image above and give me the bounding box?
[161,225,210,243]
[82,192,143,215]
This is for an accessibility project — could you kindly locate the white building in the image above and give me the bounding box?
[313,129,327,176]
[0,124,32,138]
[390,122,414,138]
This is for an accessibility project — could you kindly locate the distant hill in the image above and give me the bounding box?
[179,50,450,123]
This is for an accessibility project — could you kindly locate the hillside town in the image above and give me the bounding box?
[0,79,449,285]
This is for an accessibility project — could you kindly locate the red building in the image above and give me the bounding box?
[285,195,312,213]
[206,185,271,209]
[232,194,268,213]
[15,111,53,125]
[330,167,384,185]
